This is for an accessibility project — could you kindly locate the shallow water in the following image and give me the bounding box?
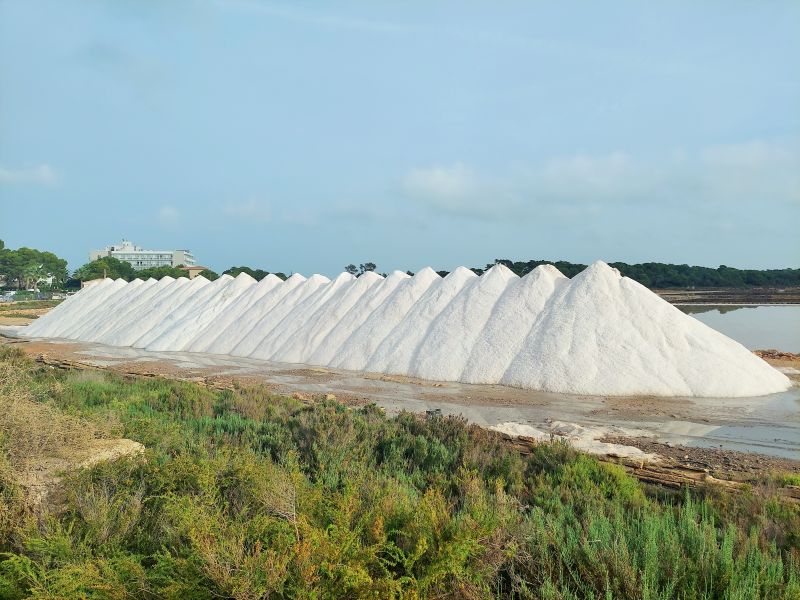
[680,304,800,352]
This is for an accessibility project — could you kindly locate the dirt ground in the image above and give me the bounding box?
[0,306,52,326]
[755,349,800,378]
[601,435,800,480]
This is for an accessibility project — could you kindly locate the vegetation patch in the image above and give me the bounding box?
[0,301,62,313]
[0,346,798,598]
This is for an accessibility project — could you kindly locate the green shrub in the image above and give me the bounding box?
[0,350,797,599]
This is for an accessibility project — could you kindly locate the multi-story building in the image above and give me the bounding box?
[89,239,196,270]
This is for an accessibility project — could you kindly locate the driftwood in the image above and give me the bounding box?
[503,434,800,502]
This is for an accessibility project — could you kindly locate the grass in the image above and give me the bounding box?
[0,345,798,598]
[0,354,98,464]
[773,473,800,487]
[0,313,44,321]
[0,300,62,313]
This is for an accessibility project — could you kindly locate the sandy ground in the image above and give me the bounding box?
[0,306,52,326]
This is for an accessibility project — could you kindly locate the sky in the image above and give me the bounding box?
[1,0,798,275]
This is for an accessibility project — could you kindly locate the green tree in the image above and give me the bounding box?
[0,242,69,290]
[199,268,219,281]
[136,265,187,280]
[345,262,378,277]
[481,258,800,289]
[223,266,288,281]
[73,256,136,282]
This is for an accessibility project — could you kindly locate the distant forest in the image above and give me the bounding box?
[469,260,800,289]
[220,260,800,289]
[5,239,797,291]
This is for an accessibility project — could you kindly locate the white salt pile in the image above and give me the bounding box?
[21,261,792,397]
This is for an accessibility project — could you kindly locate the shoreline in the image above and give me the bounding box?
[656,286,800,304]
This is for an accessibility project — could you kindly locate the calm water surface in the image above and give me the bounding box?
[680,305,800,352]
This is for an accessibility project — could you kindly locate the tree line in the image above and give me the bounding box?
[348,259,800,289]
[482,259,800,289]
[71,256,222,283]
[0,239,68,291]
[70,258,288,284]
[2,238,798,291]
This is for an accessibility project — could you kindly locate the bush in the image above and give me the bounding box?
[0,350,797,598]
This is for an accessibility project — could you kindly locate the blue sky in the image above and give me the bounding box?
[1,1,798,275]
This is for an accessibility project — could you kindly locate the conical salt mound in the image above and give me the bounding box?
[233,274,330,358]
[100,277,187,346]
[95,277,176,344]
[330,268,440,371]
[17,261,791,397]
[501,261,789,396]
[184,273,283,353]
[250,273,355,361]
[146,272,256,352]
[202,273,306,356]
[461,264,567,384]
[274,271,382,364]
[366,267,477,375]
[306,270,410,366]
[409,264,518,382]
[24,277,116,338]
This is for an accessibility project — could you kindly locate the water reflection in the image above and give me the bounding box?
[679,305,754,315]
[679,304,800,352]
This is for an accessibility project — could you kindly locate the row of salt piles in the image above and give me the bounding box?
[23,262,791,397]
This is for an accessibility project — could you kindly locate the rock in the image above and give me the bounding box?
[16,438,145,512]
[77,438,145,469]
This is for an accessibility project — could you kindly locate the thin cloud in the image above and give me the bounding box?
[0,164,57,186]
[404,163,478,199]
[215,0,423,35]
[404,138,800,220]
[223,199,272,223]
[157,205,180,224]
[281,208,317,228]
[700,139,800,202]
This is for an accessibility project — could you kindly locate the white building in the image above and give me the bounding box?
[90,240,196,270]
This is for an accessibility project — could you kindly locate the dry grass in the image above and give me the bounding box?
[0,347,97,465]
[0,300,62,312]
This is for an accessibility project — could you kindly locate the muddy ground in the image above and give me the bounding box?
[601,435,800,480]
